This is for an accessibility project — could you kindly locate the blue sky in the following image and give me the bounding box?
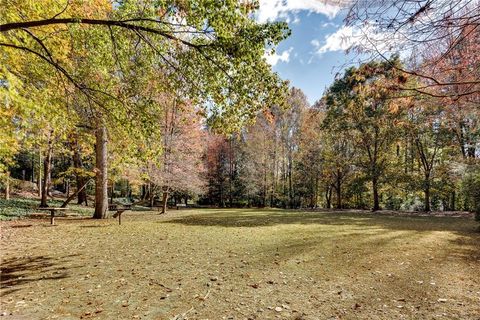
[258,1,359,105]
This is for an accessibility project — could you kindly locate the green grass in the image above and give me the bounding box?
[1,208,479,319]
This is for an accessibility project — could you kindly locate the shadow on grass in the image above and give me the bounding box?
[161,209,480,234]
[0,254,81,296]
[10,224,33,228]
[79,225,110,228]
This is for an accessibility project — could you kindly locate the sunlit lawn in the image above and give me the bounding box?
[1,209,479,319]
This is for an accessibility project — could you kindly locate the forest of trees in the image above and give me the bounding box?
[203,60,480,213]
[1,0,479,217]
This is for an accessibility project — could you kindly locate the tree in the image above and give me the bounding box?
[148,97,205,214]
[406,103,453,211]
[324,59,408,211]
[296,106,324,208]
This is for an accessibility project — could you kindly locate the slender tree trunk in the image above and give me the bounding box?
[288,157,293,208]
[263,165,267,207]
[149,191,155,207]
[65,179,70,197]
[40,135,53,207]
[93,124,108,219]
[335,170,342,209]
[228,139,234,207]
[31,153,35,183]
[4,171,10,200]
[424,173,431,212]
[325,184,332,209]
[451,191,456,211]
[161,188,169,214]
[110,182,114,204]
[37,150,42,197]
[372,176,380,211]
[72,139,87,205]
[47,156,53,196]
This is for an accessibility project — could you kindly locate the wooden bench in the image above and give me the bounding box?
[176,203,187,210]
[108,204,132,225]
[36,207,69,225]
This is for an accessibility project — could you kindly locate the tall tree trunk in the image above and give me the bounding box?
[228,138,234,207]
[37,150,42,197]
[149,183,155,207]
[47,155,53,196]
[288,157,293,208]
[372,176,380,211]
[263,165,267,207]
[65,178,70,197]
[141,184,147,200]
[4,171,10,200]
[31,153,35,183]
[450,191,456,211]
[72,139,87,205]
[40,134,53,207]
[325,185,332,209]
[424,172,431,212]
[161,188,169,214]
[93,124,108,219]
[110,181,114,204]
[335,170,342,209]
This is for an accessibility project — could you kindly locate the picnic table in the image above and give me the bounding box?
[108,204,132,225]
[36,207,69,225]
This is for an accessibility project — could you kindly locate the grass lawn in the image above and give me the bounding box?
[1,209,479,319]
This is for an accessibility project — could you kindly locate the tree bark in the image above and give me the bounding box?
[325,185,332,209]
[110,181,114,204]
[335,170,342,209]
[372,176,380,211]
[161,188,169,214]
[72,139,87,205]
[93,124,108,219]
[424,173,431,212]
[4,171,10,200]
[37,150,42,197]
[40,134,53,207]
[65,178,70,197]
[450,191,456,211]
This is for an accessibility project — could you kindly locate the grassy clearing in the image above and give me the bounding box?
[1,209,479,319]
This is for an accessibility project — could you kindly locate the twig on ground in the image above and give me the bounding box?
[170,307,194,320]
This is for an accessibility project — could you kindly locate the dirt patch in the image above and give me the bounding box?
[1,209,479,319]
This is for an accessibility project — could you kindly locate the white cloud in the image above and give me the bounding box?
[311,39,320,48]
[312,24,411,59]
[257,0,346,23]
[312,26,359,55]
[264,47,294,66]
[321,22,338,28]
